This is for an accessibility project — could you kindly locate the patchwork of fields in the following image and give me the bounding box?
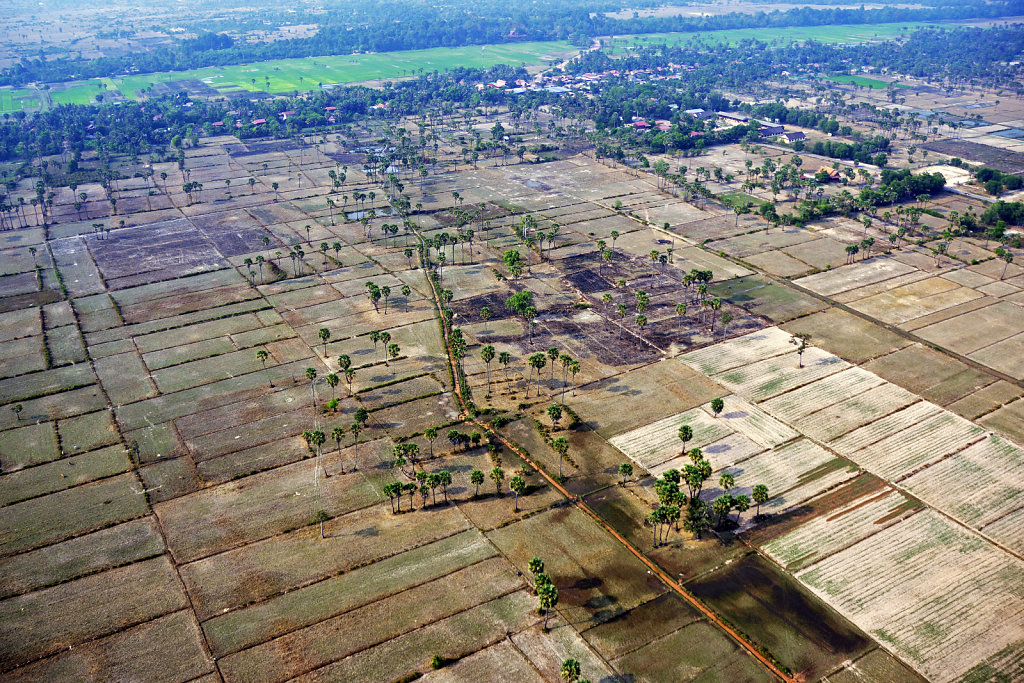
[1,91,1023,682]
[605,326,1024,681]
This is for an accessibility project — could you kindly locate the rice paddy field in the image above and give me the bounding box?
[1,41,577,113]
[825,74,904,89]
[2,91,1023,682]
[602,19,950,50]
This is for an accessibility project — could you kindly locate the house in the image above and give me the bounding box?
[251,118,266,125]
[782,131,806,143]
[759,124,785,137]
[816,167,841,182]
[684,108,715,120]
[718,112,749,123]
[632,119,650,129]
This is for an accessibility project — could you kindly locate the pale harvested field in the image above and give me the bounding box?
[797,510,1024,682]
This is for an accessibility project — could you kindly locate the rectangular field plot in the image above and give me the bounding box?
[217,556,522,683]
[289,590,538,683]
[794,258,917,297]
[983,507,1024,555]
[0,518,164,600]
[796,510,1024,682]
[5,609,214,683]
[829,401,944,455]
[722,440,858,520]
[759,367,885,423]
[678,326,795,375]
[760,489,918,571]
[155,454,383,563]
[902,435,1024,531]
[708,396,797,449]
[836,408,986,481]
[651,431,764,478]
[709,347,850,402]
[203,529,494,656]
[0,474,147,556]
[790,382,921,444]
[608,407,732,471]
[179,503,472,620]
[0,556,187,672]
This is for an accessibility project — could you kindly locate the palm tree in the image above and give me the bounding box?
[538,582,558,630]
[510,475,526,511]
[499,351,513,393]
[349,422,362,468]
[313,510,329,539]
[425,427,438,456]
[438,470,452,503]
[256,348,273,387]
[369,330,381,362]
[546,346,560,384]
[332,426,346,474]
[325,373,339,399]
[528,353,547,397]
[310,429,328,477]
[618,462,633,485]
[470,469,485,497]
[490,466,505,494]
[552,436,569,479]
[305,367,318,405]
[752,484,769,517]
[318,327,331,356]
[789,333,811,368]
[480,345,495,395]
[561,659,582,683]
[387,343,400,373]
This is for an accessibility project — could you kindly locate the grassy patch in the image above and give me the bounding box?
[826,74,908,89]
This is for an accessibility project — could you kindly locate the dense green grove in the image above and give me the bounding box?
[1,0,1020,85]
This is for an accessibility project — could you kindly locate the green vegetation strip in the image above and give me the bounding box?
[603,20,951,49]
[19,41,576,113]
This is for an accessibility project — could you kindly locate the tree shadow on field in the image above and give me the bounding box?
[585,375,642,398]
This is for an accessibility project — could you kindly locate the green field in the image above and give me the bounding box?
[0,87,39,112]
[114,41,576,99]
[603,20,951,50]
[826,74,907,89]
[0,41,576,114]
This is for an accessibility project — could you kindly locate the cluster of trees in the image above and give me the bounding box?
[860,168,947,204]
[644,413,770,546]
[982,200,1024,227]
[975,167,1024,197]
[0,64,535,163]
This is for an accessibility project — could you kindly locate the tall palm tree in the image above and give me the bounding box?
[305,367,318,405]
[332,426,346,474]
[499,351,513,393]
[481,345,495,395]
[256,348,273,387]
